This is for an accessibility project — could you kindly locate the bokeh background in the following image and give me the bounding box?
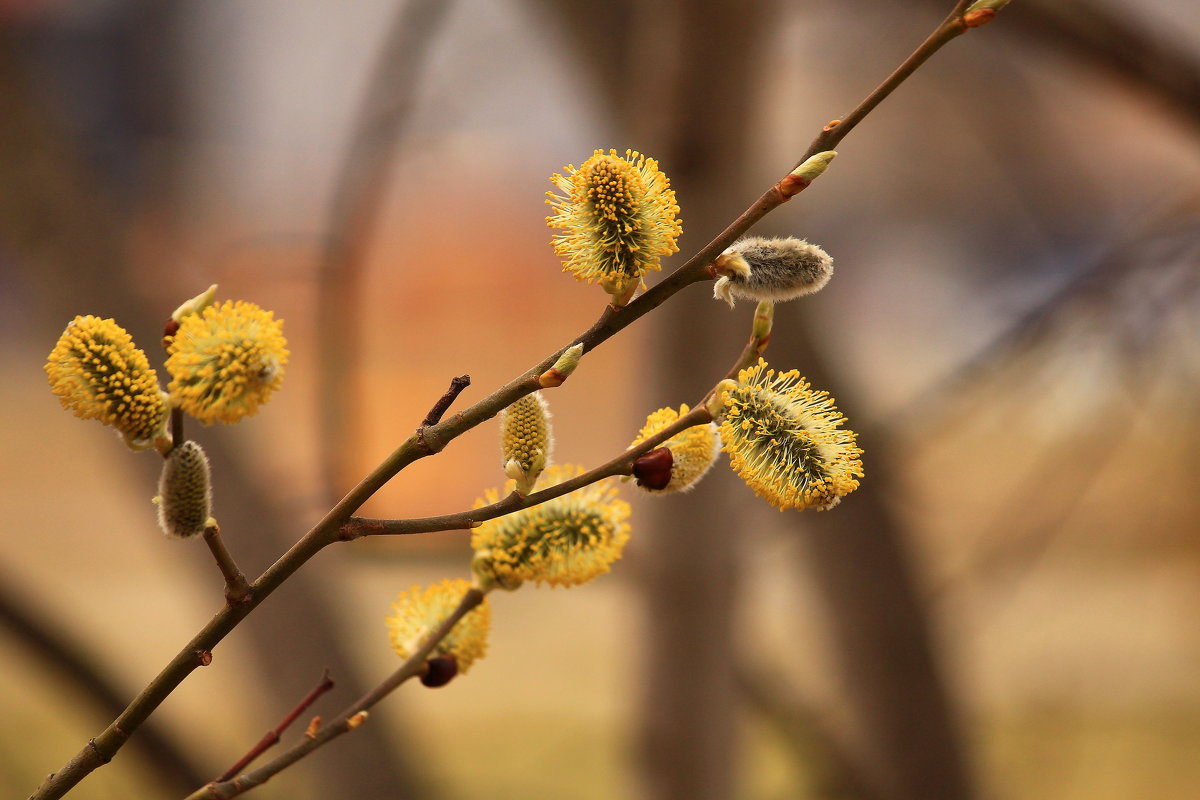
[2,1,1199,799]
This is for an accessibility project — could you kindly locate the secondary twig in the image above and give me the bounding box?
[185,590,484,800]
[422,375,471,426]
[202,522,251,606]
[342,404,713,539]
[214,670,335,783]
[799,1,972,165]
[169,407,184,455]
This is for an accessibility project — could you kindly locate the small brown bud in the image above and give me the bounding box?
[162,318,180,349]
[632,447,674,491]
[421,655,459,688]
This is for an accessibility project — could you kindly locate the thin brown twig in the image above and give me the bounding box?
[169,407,184,455]
[185,590,484,800]
[28,6,996,796]
[202,522,252,606]
[341,404,714,539]
[797,2,972,165]
[421,375,471,426]
[214,670,335,783]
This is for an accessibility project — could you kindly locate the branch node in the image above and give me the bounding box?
[195,649,213,667]
[86,738,112,764]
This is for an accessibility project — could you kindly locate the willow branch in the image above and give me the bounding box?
[798,2,973,165]
[29,6,991,796]
[185,590,485,800]
[342,404,713,539]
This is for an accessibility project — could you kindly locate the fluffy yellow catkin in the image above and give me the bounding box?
[45,315,169,450]
[630,405,721,494]
[471,465,631,590]
[166,300,288,424]
[386,579,491,674]
[546,149,682,302]
[717,359,863,511]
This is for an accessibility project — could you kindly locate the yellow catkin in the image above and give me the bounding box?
[718,359,863,511]
[471,465,630,589]
[499,392,553,494]
[546,149,682,297]
[45,315,168,448]
[166,300,288,424]
[386,578,490,674]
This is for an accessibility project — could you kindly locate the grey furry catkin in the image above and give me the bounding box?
[713,236,833,308]
[156,440,212,538]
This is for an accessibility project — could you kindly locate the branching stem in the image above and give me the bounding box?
[28,5,988,797]
[184,590,484,800]
[342,404,713,539]
[214,670,334,783]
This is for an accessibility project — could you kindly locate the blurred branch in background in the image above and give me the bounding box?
[538,2,980,799]
[1012,0,1200,131]
[314,0,456,504]
[735,659,882,800]
[782,322,977,800]
[0,568,206,795]
[535,1,770,797]
[916,212,1200,608]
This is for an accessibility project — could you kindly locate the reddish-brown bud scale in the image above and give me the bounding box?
[964,9,996,27]
[777,174,811,199]
[162,318,179,349]
[421,655,459,688]
[538,368,566,388]
[633,447,674,491]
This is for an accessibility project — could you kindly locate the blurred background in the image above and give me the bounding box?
[2,0,1199,798]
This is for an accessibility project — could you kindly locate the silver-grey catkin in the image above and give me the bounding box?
[156,440,212,538]
[713,236,833,307]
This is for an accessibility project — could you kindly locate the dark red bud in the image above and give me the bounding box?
[633,447,674,491]
[421,655,459,688]
[162,318,180,350]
